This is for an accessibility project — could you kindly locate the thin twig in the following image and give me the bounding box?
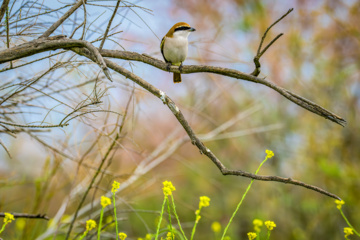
[251,8,294,76]
[39,0,84,38]
[99,0,121,50]
[0,0,10,24]
[0,212,49,220]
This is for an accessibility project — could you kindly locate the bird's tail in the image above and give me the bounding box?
[173,73,181,83]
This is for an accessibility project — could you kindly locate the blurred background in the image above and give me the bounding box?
[0,0,359,239]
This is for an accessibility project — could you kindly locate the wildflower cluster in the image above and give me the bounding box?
[335,199,345,210]
[119,232,127,240]
[0,213,15,234]
[265,221,276,231]
[162,181,176,196]
[100,196,111,208]
[79,219,96,240]
[199,196,210,209]
[253,219,263,232]
[86,219,96,231]
[247,232,257,240]
[265,149,274,159]
[112,180,120,194]
[4,213,15,224]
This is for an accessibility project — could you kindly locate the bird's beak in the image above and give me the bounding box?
[189,27,196,32]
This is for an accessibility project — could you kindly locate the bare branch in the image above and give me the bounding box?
[0,0,10,24]
[99,0,121,50]
[0,34,345,125]
[0,212,49,220]
[100,50,346,126]
[251,8,294,77]
[39,0,84,38]
[0,36,112,81]
[74,46,341,200]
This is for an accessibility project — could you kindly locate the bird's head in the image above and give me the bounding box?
[166,22,196,38]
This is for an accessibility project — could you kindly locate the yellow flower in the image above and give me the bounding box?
[335,199,345,210]
[265,220,276,231]
[100,196,111,208]
[112,181,120,194]
[344,227,353,237]
[253,219,263,232]
[199,196,210,208]
[86,219,96,231]
[4,213,15,224]
[119,232,127,240]
[247,232,257,240]
[265,149,274,159]
[211,221,221,233]
[162,181,176,196]
[163,181,176,191]
[163,187,172,196]
[166,232,174,240]
[145,233,152,240]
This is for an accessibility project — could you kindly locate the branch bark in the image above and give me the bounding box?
[73,46,342,200]
[0,212,49,220]
[39,0,84,38]
[0,38,346,126]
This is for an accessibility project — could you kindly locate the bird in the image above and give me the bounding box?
[160,22,196,83]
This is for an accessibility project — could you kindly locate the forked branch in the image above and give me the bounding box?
[74,46,341,200]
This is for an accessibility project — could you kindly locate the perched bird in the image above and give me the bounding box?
[160,22,196,83]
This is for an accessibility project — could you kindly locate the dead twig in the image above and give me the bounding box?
[251,8,294,77]
[0,212,49,220]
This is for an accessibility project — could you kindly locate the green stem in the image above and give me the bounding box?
[79,230,88,240]
[190,207,202,240]
[98,208,105,240]
[266,230,271,240]
[340,209,360,237]
[113,194,119,240]
[0,222,8,234]
[166,197,173,232]
[170,195,188,240]
[155,197,167,240]
[221,157,269,240]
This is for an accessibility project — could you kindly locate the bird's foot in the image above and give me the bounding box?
[179,62,183,73]
[166,63,171,72]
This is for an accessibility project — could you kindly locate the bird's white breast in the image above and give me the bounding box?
[163,32,189,65]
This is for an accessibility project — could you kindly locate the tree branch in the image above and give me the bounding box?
[0,36,346,126]
[0,36,112,81]
[0,212,49,220]
[39,0,84,38]
[0,0,10,24]
[73,46,341,200]
[251,8,294,77]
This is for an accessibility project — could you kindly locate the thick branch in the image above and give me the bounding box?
[100,49,346,126]
[0,36,112,81]
[74,47,341,200]
[0,36,345,125]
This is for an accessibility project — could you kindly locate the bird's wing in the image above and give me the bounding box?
[160,36,169,63]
